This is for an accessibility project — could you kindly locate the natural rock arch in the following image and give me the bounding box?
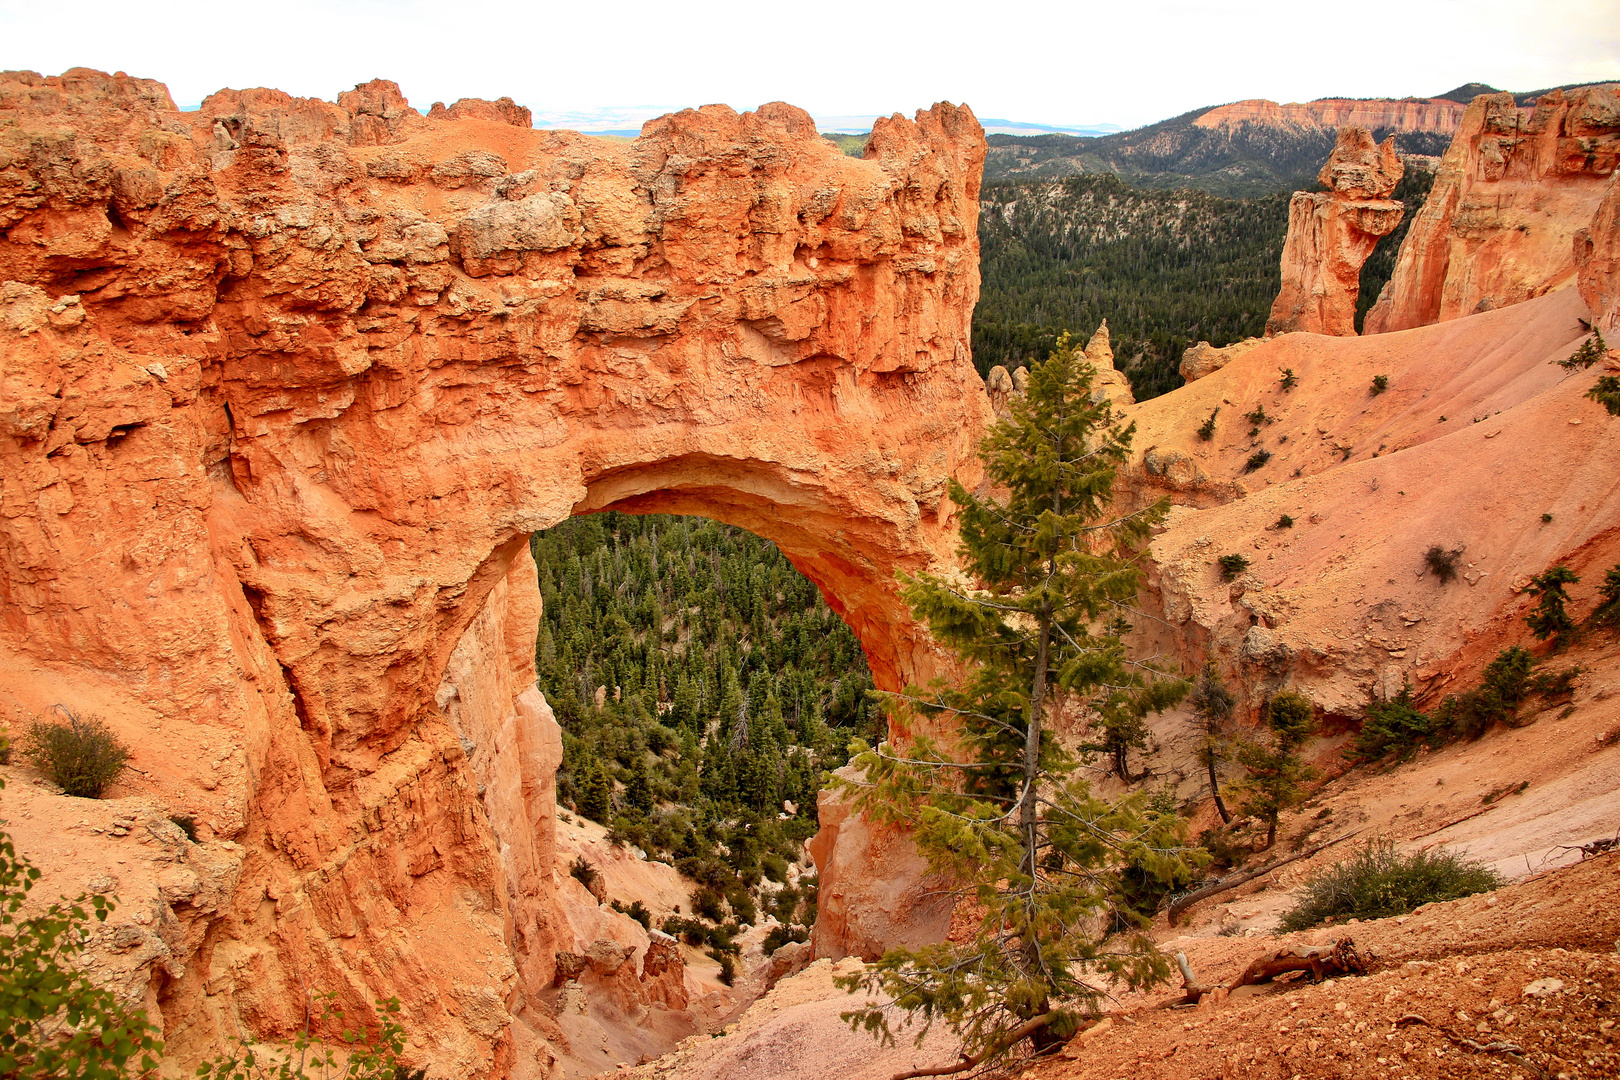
[0,69,988,1072]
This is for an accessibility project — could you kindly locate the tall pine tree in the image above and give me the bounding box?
[837,332,1194,1073]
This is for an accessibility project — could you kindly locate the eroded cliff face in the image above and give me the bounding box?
[1193,97,1468,137]
[0,67,991,1075]
[1575,172,1620,336]
[1364,85,1620,333]
[1266,128,1404,337]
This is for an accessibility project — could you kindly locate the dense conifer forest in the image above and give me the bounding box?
[974,174,1290,399]
[532,513,884,940]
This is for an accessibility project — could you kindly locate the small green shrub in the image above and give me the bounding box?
[1593,565,1620,626]
[1541,513,1554,523]
[1244,406,1269,426]
[769,884,802,923]
[1279,368,1297,391]
[714,951,738,985]
[762,924,809,955]
[1218,553,1251,580]
[1370,374,1389,395]
[1279,841,1502,931]
[1525,565,1580,644]
[568,856,600,894]
[1557,330,1606,370]
[1434,646,1532,740]
[1349,683,1431,762]
[1275,514,1294,529]
[692,885,726,922]
[1197,409,1219,441]
[1244,449,1272,472]
[1424,545,1462,584]
[1530,665,1582,702]
[1588,374,1620,416]
[22,709,130,798]
[610,898,651,928]
[1235,691,1319,849]
[1197,825,1249,871]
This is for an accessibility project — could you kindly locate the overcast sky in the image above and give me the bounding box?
[2,0,1616,131]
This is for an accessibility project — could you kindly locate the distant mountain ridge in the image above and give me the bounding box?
[983,80,1618,196]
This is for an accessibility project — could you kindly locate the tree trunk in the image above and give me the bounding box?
[1020,612,1051,878]
[1207,755,1231,823]
[1265,814,1278,850]
[1113,742,1129,784]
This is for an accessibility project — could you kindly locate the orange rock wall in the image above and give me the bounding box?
[1267,129,1404,337]
[1193,97,1468,136]
[1365,86,1620,333]
[0,67,990,1075]
[1575,173,1620,337]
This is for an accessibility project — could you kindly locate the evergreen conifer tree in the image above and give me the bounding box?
[1525,565,1580,646]
[836,332,1193,1073]
[577,759,612,824]
[1235,690,1318,849]
[1188,661,1236,823]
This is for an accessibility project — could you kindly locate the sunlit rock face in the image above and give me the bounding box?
[1364,85,1620,334]
[0,67,991,1075]
[1266,127,1404,337]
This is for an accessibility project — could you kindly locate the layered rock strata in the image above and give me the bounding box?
[1193,97,1468,137]
[1365,86,1620,333]
[1266,127,1404,337]
[0,67,990,1075]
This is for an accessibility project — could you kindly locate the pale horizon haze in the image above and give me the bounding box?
[2,0,1617,132]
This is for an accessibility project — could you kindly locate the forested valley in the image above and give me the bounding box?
[535,151,1434,949]
[974,174,1290,399]
[976,163,1433,400]
[532,513,884,952]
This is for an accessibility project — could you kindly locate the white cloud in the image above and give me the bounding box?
[1,0,1615,131]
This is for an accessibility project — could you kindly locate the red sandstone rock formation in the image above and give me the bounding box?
[1179,337,1261,382]
[1575,173,1620,337]
[428,97,533,128]
[1365,86,1620,333]
[1266,128,1404,337]
[1194,97,1468,137]
[0,67,989,1076]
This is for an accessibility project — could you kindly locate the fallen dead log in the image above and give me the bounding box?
[1170,951,1214,1005]
[1165,828,1364,925]
[1229,937,1371,988]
